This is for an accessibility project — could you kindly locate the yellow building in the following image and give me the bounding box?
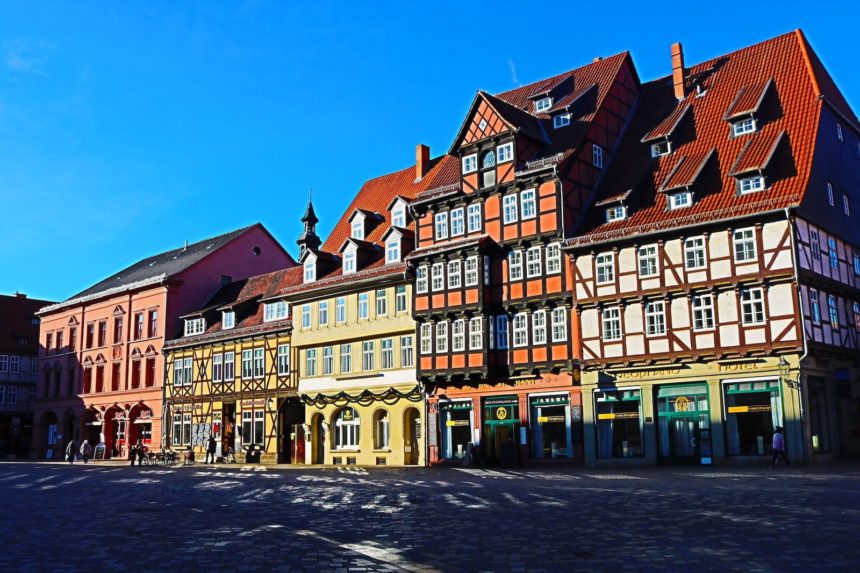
[163,267,304,464]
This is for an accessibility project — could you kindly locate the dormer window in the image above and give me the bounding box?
[304,260,316,282]
[351,219,364,240]
[263,300,288,322]
[222,311,235,330]
[535,97,552,113]
[462,154,477,174]
[184,318,205,336]
[738,175,765,194]
[732,117,756,137]
[606,206,627,222]
[386,239,401,263]
[344,248,357,274]
[651,141,671,157]
[669,191,692,210]
[392,207,406,228]
[553,114,571,129]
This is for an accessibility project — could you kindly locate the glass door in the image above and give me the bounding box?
[656,384,712,465]
[482,396,519,465]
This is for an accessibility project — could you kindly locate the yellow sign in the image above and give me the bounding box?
[675,396,690,412]
[446,420,469,427]
[538,415,565,424]
[496,407,508,420]
[598,412,639,420]
[728,405,772,414]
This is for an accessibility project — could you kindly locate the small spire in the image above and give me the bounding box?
[297,189,321,258]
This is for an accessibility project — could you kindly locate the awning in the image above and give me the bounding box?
[133,419,153,425]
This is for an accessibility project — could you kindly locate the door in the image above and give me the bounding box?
[656,384,712,465]
[482,396,519,466]
[404,408,420,465]
[312,414,324,464]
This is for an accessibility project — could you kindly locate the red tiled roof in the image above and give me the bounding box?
[280,262,408,298]
[642,103,691,142]
[659,150,715,193]
[723,79,773,120]
[0,294,54,355]
[729,130,786,176]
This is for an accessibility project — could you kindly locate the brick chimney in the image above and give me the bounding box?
[671,42,686,100]
[416,144,430,181]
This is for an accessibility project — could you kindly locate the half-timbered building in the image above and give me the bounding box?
[566,31,860,465]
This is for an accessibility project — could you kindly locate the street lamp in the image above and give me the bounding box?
[778,356,798,389]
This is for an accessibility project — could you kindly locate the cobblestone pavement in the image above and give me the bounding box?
[2,461,859,572]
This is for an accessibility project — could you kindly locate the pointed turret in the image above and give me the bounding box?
[297,196,321,259]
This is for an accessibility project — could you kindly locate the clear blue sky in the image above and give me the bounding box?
[2,1,857,301]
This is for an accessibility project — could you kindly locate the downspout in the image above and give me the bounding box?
[403,266,429,467]
[785,207,809,464]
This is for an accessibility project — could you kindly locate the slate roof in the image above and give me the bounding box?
[0,294,54,355]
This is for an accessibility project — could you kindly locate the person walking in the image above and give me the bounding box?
[80,440,92,464]
[206,435,217,464]
[772,426,790,467]
[130,439,144,467]
[65,439,77,465]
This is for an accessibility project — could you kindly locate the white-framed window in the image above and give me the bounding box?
[513,313,528,347]
[224,352,235,381]
[741,288,766,325]
[465,257,479,286]
[546,243,561,274]
[451,208,465,236]
[376,289,387,317]
[343,249,356,274]
[837,122,844,142]
[431,263,445,291]
[669,191,692,209]
[553,114,570,129]
[183,358,193,386]
[333,407,360,450]
[253,348,265,378]
[362,341,375,371]
[448,260,462,289]
[416,266,428,294]
[336,296,347,323]
[241,350,253,379]
[322,346,334,375]
[733,228,757,262]
[392,206,406,228]
[739,175,765,194]
[301,304,311,328]
[496,315,509,349]
[692,294,715,331]
[452,319,466,351]
[277,344,290,376]
[304,260,316,282]
[351,218,364,240]
[386,239,401,263]
[467,203,482,232]
[844,194,851,216]
[602,307,621,341]
[508,250,523,281]
[526,247,542,278]
[521,189,536,220]
[596,252,615,284]
[469,317,483,350]
[396,285,408,313]
[462,153,477,174]
[645,301,666,336]
[381,338,394,369]
[651,140,671,157]
[606,206,626,222]
[827,294,839,326]
[827,182,835,206]
[684,236,707,269]
[810,229,821,261]
[222,311,235,329]
[532,310,547,344]
[593,144,603,168]
[420,324,433,354]
[305,348,317,377]
[0,355,7,373]
[264,300,288,323]
[436,321,448,353]
[213,353,223,382]
[374,410,390,450]
[340,344,352,373]
[732,117,756,136]
[503,194,518,224]
[318,301,328,326]
[184,318,205,336]
[358,293,369,320]
[435,212,449,240]
[535,97,552,113]
[828,237,839,269]
[401,335,414,367]
[497,142,513,163]
[551,308,568,342]
[638,245,658,277]
[809,288,821,324]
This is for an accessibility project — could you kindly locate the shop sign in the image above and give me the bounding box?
[484,396,518,407]
[615,368,681,380]
[537,415,565,424]
[597,412,639,420]
[446,419,470,427]
[427,412,438,447]
[675,397,690,412]
[727,405,772,414]
[241,399,265,409]
[718,362,760,372]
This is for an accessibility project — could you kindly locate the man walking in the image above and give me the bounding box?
[65,439,77,465]
[80,440,92,464]
[206,435,217,464]
[772,426,790,467]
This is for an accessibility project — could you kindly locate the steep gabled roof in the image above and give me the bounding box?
[0,294,54,354]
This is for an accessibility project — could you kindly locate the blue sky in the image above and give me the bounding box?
[1,1,857,301]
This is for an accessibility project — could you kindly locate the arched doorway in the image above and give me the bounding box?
[83,407,102,449]
[128,403,154,450]
[103,405,127,459]
[403,407,421,466]
[311,412,325,464]
[40,411,59,460]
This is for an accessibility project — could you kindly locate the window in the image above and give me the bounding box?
[448,260,462,289]
[467,203,482,232]
[384,238,401,263]
[596,389,644,458]
[351,219,364,240]
[553,114,570,129]
[264,300,288,322]
[436,322,448,353]
[69,327,77,351]
[512,313,528,347]
[148,310,158,338]
[497,142,513,163]
[465,257,479,286]
[374,289,387,317]
[827,182,835,206]
[685,237,707,269]
[739,175,765,194]
[361,341,374,371]
[592,144,603,168]
[97,321,107,347]
[844,194,851,216]
[322,346,334,375]
[301,304,311,328]
[741,288,766,325]
[602,307,621,341]
[340,344,352,373]
[521,189,536,220]
[222,311,235,329]
[184,318,205,336]
[334,408,360,449]
[809,288,821,324]
[253,348,265,378]
[400,335,414,366]
[827,294,839,326]
[10,355,20,374]
[810,229,821,261]
[336,297,347,323]
[669,191,692,209]
[213,354,223,381]
[496,315,509,349]
[853,302,860,331]
[651,140,671,157]
[503,194,518,224]
[481,151,496,185]
[837,122,844,142]
[371,409,391,450]
[305,349,317,376]
[358,293,369,320]
[732,117,756,136]
[645,301,666,336]
[435,212,449,240]
[224,352,235,380]
[134,313,144,340]
[546,243,562,274]
[452,320,466,352]
[343,249,356,274]
[596,253,615,284]
[451,208,465,236]
[395,285,408,313]
[304,261,316,282]
[242,350,253,379]
[420,324,433,354]
[853,255,860,276]
[733,228,757,262]
[85,324,94,349]
[431,263,445,292]
[462,154,477,174]
[526,247,542,278]
[724,380,783,456]
[535,97,552,112]
[56,330,64,351]
[183,358,192,387]
[692,294,715,330]
[378,338,393,369]
[509,250,523,281]
[392,206,406,228]
[532,311,547,344]
[638,245,658,277]
[6,386,16,405]
[469,317,483,350]
[828,237,839,269]
[0,355,7,373]
[316,301,327,326]
[416,267,428,294]
[606,206,626,222]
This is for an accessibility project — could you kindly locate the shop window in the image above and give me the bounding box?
[724,379,783,456]
[440,401,473,459]
[530,395,572,458]
[656,384,711,463]
[334,407,360,450]
[807,376,831,454]
[596,389,643,458]
[374,410,390,449]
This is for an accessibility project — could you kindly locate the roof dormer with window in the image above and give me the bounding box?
[723,78,774,138]
[388,196,410,229]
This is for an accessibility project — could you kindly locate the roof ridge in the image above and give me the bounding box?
[493,51,629,99]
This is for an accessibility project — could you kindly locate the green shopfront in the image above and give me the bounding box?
[482,396,519,465]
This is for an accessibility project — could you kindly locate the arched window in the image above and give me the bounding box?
[334,407,360,449]
[481,151,497,188]
[374,410,390,449]
[482,151,496,169]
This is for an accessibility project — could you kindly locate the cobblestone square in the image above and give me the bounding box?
[2,462,859,572]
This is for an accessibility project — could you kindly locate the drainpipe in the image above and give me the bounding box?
[785,207,809,464]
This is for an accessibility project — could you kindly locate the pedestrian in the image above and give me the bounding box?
[65,439,77,465]
[772,426,790,467]
[206,435,217,464]
[130,439,144,467]
[80,440,92,464]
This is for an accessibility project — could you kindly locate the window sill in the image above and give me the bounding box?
[331,448,360,453]
[372,448,391,453]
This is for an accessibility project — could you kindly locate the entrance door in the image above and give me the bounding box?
[656,384,712,465]
[222,403,236,460]
[312,414,325,464]
[404,408,420,465]
[482,396,519,465]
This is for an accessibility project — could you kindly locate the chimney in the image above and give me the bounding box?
[416,144,430,181]
[15,292,26,299]
[671,42,686,100]
[592,56,602,63]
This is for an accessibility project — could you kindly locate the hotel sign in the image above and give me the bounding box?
[614,368,682,380]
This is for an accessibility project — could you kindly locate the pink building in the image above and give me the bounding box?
[32,224,294,460]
